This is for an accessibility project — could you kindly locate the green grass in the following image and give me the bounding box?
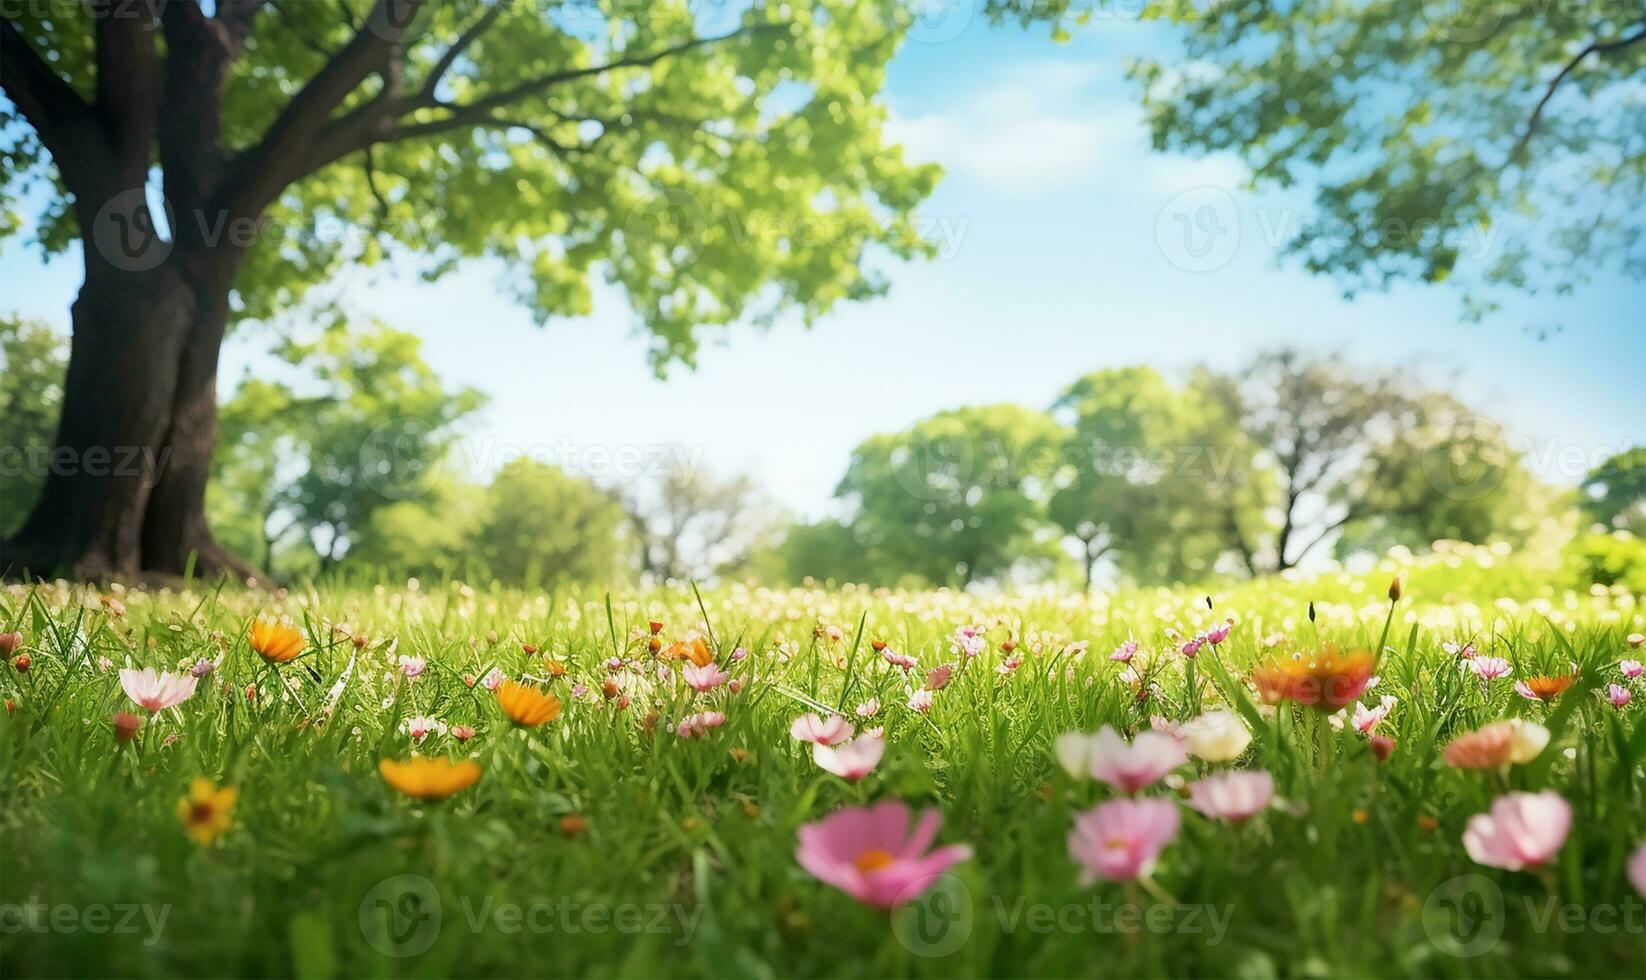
[2,542,1642,978]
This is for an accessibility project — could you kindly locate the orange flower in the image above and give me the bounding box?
[543,659,568,677]
[1252,646,1376,711]
[1443,723,1513,769]
[249,620,305,663]
[663,632,714,667]
[1515,674,1573,702]
[379,757,482,801]
[497,680,561,727]
[177,777,238,844]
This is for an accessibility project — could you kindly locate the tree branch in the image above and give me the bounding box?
[92,0,159,177]
[1507,23,1646,166]
[0,18,106,194]
[420,0,510,100]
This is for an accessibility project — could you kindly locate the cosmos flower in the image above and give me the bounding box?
[1070,726,1187,793]
[119,668,199,713]
[1351,695,1398,734]
[1443,641,1477,658]
[177,777,238,844]
[1514,674,1574,703]
[1177,710,1251,763]
[1067,797,1180,883]
[881,647,919,671]
[812,733,885,782]
[790,713,854,746]
[926,664,953,691]
[682,661,730,692]
[397,655,426,679]
[676,711,727,738]
[401,715,447,740]
[1186,770,1274,822]
[1443,719,1549,769]
[856,698,880,718]
[480,667,505,691]
[795,801,971,908]
[1110,640,1137,664]
[907,689,934,713]
[1606,684,1632,709]
[1253,646,1376,711]
[378,757,482,801]
[950,626,986,659]
[1462,791,1571,871]
[1619,659,1643,680]
[1468,657,1511,682]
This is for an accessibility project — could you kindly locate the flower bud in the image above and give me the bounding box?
[112,711,142,744]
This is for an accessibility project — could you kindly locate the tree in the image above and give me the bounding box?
[208,318,483,575]
[1050,366,1264,587]
[471,459,631,588]
[0,0,940,578]
[1579,448,1646,534]
[625,458,783,583]
[835,404,1068,586]
[0,317,68,536]
[995,1,1645,316]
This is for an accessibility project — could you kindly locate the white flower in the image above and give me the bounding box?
[1178,710,1252,762]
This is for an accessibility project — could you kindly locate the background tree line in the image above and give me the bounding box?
[8,315,1639,592]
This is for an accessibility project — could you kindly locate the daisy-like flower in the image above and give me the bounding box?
[1351,695,1398,734]
[119,667,199,713]
[1443,719,1549,769]
[1252,646,1376,711]
[177,777,238,845]
[1606,684,1632,709]
[401,715,447,740]
[1620,659,1643,680]
[856,698,880,719]
[496,680,562,727]
[676,711,727,738]
[950,625,986,660]
[812,733,885,782]
[1186,770,1274,822]
[1468,656,1511,682]
[907,689,934,713]
[1063,726,1187,793]
[795,801,971,908]
[682,661,730,693]
[248,620,304,664]
[1177,710,1251,763]
[1110,640,1137,664]
[790,713,853,746]
[397,655,426,679]
[1067,797,1180,883]
[1514,674,1574,703]
[1463,791,1571,871]
[378,757,482,801]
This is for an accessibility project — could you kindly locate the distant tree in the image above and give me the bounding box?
[471,459,632,588]
[209,318,483,575]
[768,519,886,586]
[1,0,941,578]
[1050,366,1265,587]
[1580,448,1646,534]
[836,404,1068,586]
[1049,0,1644,321]
[625,458,783,582]
[344,469,487,581]
[0,316,67,536]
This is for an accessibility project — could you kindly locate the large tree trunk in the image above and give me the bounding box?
[0,247,259,583]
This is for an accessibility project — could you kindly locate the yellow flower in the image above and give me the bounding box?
[379,757,482,801]
[663,632,714,667]
[496,680,562,727]
[177,777,238,845]
[1252,646,1376,711]
[249,620,305,664]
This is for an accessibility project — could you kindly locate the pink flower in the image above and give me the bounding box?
[676,711,726,738]
[881,648,918,671]
[926,664,953,691]
[1607,684,1632,709]
[1110,640,1137,664]
[1443,641,1477,659]
[397,655,426,679]
[812,734,885,782]
[950,626,986,659]
[1629,842,1646,897]
[1206,620,1233,645]
[571,682,589,699]
[480,668,504,691]
[118,668,198,713]
[683,661,729,693]
[1179,634,1205,659]
[790,712,853,746]
[401,715,446,740]
[907,689,934,713]
[1351,695,1397,734]
[1186,770,1274,822]
[731,647,749,661]
[997,653,1024,674]
[1468,656,1511,682]
[1084,726,1187,794]
[855,698,880,718]
[188,658,215,678]
[795,801,972,908]
[1620,659,1643,680]
[452,724,476,741]
[1067,797,1180,883]
[1462,791,1572,871]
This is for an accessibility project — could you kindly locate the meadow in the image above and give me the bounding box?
[2,542,1643,978]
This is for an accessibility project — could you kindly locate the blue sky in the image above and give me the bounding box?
[3,13,1641,520]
